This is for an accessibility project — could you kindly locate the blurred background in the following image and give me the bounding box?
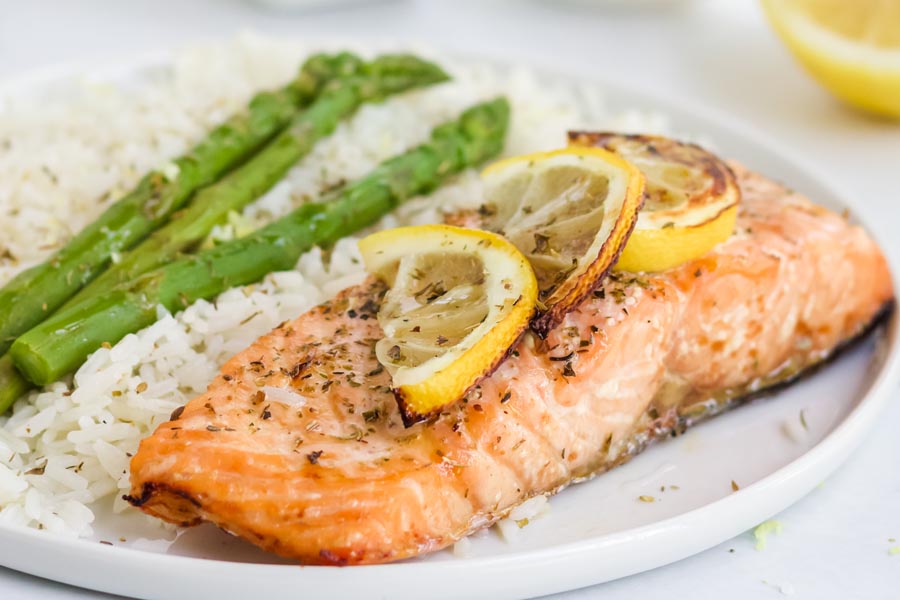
[1,0,897,229]
[0,1,898,598]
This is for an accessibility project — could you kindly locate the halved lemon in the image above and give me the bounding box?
[568,132,740,273]
[762,0,900,119]
[479,147,644,337]
[359,225,537,426]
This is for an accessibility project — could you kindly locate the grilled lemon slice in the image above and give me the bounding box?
[569,132,740,273]
[478,147,644,337]
[359,225,537,426]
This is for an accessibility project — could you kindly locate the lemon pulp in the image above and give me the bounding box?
[479,146,644,336]
[360,224,537,425]
[568,132,740,273]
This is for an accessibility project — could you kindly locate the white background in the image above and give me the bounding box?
[0,0,898,598]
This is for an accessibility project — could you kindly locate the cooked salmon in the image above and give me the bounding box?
[126,164,893,565]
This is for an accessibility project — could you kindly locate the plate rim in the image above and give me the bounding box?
[0,43,898,600]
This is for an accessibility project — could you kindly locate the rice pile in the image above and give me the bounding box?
[0,34,667,539]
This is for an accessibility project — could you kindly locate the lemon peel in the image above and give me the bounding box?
[762,0,900,118]
[569,132,740,273]
[480,146,644,336]
[360,224,537,425]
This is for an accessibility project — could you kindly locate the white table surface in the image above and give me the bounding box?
[0,0,898,598]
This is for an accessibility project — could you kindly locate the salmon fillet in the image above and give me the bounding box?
[126,164,893,564]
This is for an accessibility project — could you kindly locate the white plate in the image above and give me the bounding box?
[0,50,897,600]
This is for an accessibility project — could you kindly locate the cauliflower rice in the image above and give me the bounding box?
[0,34,667,539]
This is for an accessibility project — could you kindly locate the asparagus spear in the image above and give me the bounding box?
[0,52,362,356]
[10,98,510,386]
[62,54,450,312]
[0,54,449,413]
[0,355,28,413]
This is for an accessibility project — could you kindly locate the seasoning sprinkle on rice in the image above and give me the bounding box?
[0,34,666,537]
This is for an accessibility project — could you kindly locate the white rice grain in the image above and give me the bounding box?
[0,35,666,537]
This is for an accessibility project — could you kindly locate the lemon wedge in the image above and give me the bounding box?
[359,224,537,426]
[479,147,644,337]
[568,132,740,273]
[762,0,900,118]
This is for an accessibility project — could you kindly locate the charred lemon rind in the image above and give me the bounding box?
[567,131,741,229]
[530,202,641,337]
[480,147,646,337]
[568,132,741,273]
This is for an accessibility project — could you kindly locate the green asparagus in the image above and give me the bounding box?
[0,52,362,355]
[0,355,29,413]
[10,98,511,386]
[0,54,449,413]
[62,54,449,311]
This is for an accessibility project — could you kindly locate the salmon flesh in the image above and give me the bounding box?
[127,164,894,564]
